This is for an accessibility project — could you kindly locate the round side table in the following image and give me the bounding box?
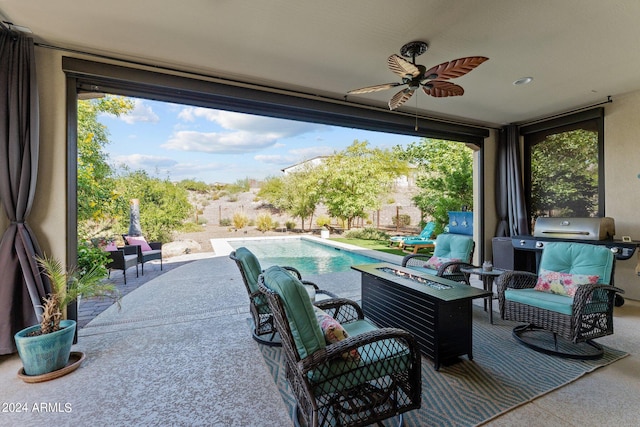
[460,267,508,324]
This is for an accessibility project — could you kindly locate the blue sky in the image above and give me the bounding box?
[99,97,419,184]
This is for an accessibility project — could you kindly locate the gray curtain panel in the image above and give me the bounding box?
[0,30,50,354]
[495,125,530,237]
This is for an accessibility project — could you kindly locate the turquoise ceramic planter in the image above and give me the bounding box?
[14,320,76,376]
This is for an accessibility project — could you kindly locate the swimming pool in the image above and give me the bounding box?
[228,238,381,275]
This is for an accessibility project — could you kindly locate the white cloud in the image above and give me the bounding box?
[254,154,296,165]
[120,99,159,124]
[167,161,235,179]
[112,154,177,170]
[162,130,278,153]
[178,107,326,137]
[289,146,336,158]
[171,107,330,155]
[253,146,336,167]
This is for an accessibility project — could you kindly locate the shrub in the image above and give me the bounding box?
[343,227,390,241]
[285,220,296,230]
[227,178,250,194]
[392,214,411,227]
[219,218,231,227]
[316,215,332,227]
[178,179,210,193]
[232,212,249,229]
[180,222,204,233]
[256,213,275,232]
[77,240,110,278]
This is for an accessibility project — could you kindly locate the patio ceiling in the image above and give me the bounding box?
[1,1,640,127]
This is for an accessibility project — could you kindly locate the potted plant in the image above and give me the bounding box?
[14,255,119,377]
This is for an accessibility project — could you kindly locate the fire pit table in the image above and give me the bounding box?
[352,263,491,370]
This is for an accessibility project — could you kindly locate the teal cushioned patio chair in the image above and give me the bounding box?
[258,265,421,427]
[229,247,337,346]
[389,221,435,247]
[497,242,623,359]
[402,233,475,284]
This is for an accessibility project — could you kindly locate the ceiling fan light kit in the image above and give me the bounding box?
[348,41,488,110]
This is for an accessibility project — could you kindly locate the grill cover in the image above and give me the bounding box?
[533,217,615,240]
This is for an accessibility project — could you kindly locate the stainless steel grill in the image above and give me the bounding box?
[513,217,637,262]
[511,217,639,307]
[533,217,615,241]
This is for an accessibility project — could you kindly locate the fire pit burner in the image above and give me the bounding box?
[377,267,452,290]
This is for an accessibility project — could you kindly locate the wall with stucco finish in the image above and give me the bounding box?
[31,48,68,264]
[604,91,640,300]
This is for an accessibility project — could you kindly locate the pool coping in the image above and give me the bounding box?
[211,235,403,265]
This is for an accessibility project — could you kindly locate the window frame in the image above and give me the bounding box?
[63,56,491,322]
[521,108,605,224]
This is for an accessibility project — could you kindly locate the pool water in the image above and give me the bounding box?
[229,238,381,275]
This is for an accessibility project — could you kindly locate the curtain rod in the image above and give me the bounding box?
[516,96,613,127]
[35,41,496,132]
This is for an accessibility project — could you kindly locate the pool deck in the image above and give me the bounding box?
[3,241,639,426]
[0,240,402,426]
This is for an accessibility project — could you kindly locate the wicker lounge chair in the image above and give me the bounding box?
[258,265,421,427]
[105,245,139,284]
[402,233,475,284]
[122,235,163,275]
[229,247,337,346]
[497,241,623,359]
[389,221,435,247]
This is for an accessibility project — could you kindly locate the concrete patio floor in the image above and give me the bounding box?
[1,244,639,426]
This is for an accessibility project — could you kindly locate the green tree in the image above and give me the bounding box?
[257,166,323,231]
[77,96,134,225]
[400,138,474,234]
[530,129,598,217]
[257,176,287,209]
[321,140,409,229]
[283,164,323,231]
[112,170,192,242]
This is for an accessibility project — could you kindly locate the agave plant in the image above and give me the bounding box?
[35,255,120,335]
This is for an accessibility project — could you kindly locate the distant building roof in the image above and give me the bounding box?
[281,156,329,174]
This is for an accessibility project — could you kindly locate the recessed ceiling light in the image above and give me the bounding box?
[513,77,533,86]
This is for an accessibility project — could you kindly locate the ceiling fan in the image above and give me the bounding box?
[347,41,488,110]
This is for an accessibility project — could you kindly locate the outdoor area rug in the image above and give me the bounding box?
[257,306,628,426]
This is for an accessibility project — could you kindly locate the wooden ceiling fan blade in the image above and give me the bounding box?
[389,88,414,110]
[422,81,464,97]
[423,56,489,80]
[387,54,421,78]
[348,82,401,94]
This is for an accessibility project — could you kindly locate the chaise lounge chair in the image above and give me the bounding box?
[389,221,435,247]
